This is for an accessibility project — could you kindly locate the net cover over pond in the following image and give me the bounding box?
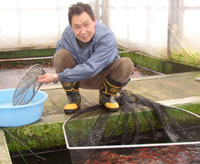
[63,90,200,164]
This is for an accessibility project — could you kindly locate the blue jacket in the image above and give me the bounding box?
[57,21,120,82]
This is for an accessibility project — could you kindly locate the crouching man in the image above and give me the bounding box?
[38,2,134,114]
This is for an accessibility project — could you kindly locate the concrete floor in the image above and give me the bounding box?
[41,71,200,117]
[1,67,200,118]
[0,66,158,89]
[0,67,57,89]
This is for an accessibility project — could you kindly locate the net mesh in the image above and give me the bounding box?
[63,89,200,164]
[13,64,45,106]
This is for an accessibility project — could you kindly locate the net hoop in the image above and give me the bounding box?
[13,64,45,106]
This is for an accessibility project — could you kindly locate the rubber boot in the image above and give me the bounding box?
[99,76,128,112]
[62,82,81,114]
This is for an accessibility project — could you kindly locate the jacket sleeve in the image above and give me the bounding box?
[58,33,119,83]
[56,40,62,52]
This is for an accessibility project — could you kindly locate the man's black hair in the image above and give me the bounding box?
[68,2,95,25]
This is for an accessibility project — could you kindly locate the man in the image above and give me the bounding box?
[38,2,134,114]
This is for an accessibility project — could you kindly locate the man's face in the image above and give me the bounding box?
[71,12,96,43]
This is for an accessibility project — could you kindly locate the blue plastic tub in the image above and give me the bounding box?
[0,89,48,127]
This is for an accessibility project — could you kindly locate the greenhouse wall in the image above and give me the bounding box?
[1,0,200,66]
[0,0,94,51]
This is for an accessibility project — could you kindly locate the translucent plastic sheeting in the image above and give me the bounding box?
[0,0,94,51]
[105,0,200,59]
[63,90,200,164]
[1,0,200,62]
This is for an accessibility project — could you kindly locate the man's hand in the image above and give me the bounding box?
[38,73,58,84]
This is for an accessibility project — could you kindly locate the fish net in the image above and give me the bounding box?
[63,89,200,164]
[13,64,45,106]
